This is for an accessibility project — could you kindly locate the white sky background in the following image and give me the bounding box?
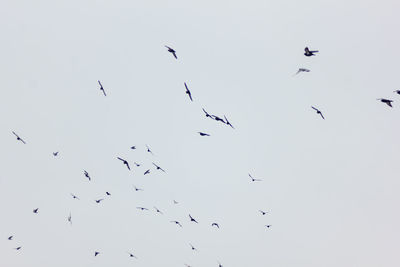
[1,0,400,266]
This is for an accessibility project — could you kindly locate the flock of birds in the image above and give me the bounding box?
[5,45,398,266]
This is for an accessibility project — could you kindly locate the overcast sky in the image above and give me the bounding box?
[1,0,400,266]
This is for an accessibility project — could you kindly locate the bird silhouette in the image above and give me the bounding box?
[311,106,325,120]
[133,186,143,191]
[224,115,234,129]
[394,90,400,95]
[171,220,182,227]
[212,115,225,123]
[211,223,220,228]
[198,132,210,136]
[136,207,148,211]
[259,210,268,215]
[53,151,59,156]
[265,224,272,228]
[98,80,106,96]
[130,146,136,150]
[304,47,318,56]
[146,145,154,155]
[68,213,72,225]
[83,170,91,181]
[144,169,150,175]
[249,173,262,182]
[294,68,310,75]
[173,200,179,204]
[152,162,166,172]
[95,199,104,203]
[189,214,198,223]
[12,131,26,144]
[189,243,197,251]
[165,45,177,59]
[70,193,80,200]
[94,251,100,256]
[377,98,393,107]
[106,191,111,196]
[33,208,39,213]
[8,236,13,240]
[14,247,22,250]
[184,82,193,101]
[154,207,163,214]
[117,157,130,170]
[127,252,137,258]
[202,108,213,119]
[134,162,141,167]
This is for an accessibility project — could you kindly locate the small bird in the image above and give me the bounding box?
[304,47,318,56]
[14,247,22,250]
[106,191,111,196]
[8,236,13,240]
[394,90,400,95]
[211,223,220,228]
[189,243,197,251]
[259,210,268,215]
[165,45,177,59]
[70,193,79,200]
[127,252,137,259]
[154,207,163,214]
[53,151,59,156]
[95,199,104,203]
[33,208,39,213]
[198,132,210,136]
[94,251,100,256]
[224,115,234,129]
[117,157,130,170]
[146,145,154,155]
[377,98,394,107]
[212,115,225,123]
[173,200,179,204]
[136,207,148,211]
[311,106,325,119]
[265,224,272,228]
[134,162,141,167]
[144,169,150,175]
[152,162,166,172]
[12,131,26,144]
[249,174,262,182]
[171,220,182,227]
[202,108,213,119]
[98,80,106,96]
[294,68,310,75]
[68,213,72,225]
[130,146,136,150]
[83,170,91,181]
[189,214,198,223]
[133,186,143,192]
[184,82,193,101]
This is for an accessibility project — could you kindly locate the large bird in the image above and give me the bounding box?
[117,157,130,170]
[377,98,393,107]
[311,106,325,120]
[304,47,318,56]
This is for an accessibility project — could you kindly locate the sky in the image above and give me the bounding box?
[1,0,400,266]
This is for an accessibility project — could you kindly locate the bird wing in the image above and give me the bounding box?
[12,131,18,138]
[98,80,102,87]
[126,163,130,170]
[320,113,325,120]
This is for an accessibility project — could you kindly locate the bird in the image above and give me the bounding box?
[189,214,198,223]
[133,186,143,191]
[394,90,400,95]
[136,207,148,211]
[70,193,80,200]
[171,220,182,227]
[198,132,210,136]
[259,210,268,215]
[127,252,137,259]
[304,47,318,56]
[152,162,166,172]
[117,157,130,170]
[294,68,310,75]
[98,80,106,96]
[8,236,13,240]
[53,151,59,156]
[249,173,262,182]
[184,82,193,101]
[202,108,213,119]
[224,115,234,129]
[189,244,197,251]
[154,207,163,214]
[265,224,272,228]
[212,115,225,123]
[311,106,325,119]
[94,251,100,256]
[12,131,26,144]
[143,169,150,175]
[165,45,177,59]
[83,170,91,181]
[95,199,104,203]
[211,223,220,228]
[173,200,179,204]
[134,162,141,167]
[377,98,394,107]
[106,191,111,196]
[68,213,72,225]
[33,208,39,213]
[146,145,154,155]
[14,247,22,250]
[130,146,136,150]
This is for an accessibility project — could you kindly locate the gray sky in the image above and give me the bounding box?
[1,0,400,266]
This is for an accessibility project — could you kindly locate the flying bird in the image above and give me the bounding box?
[211,223,220,228]
[377,98,393,107]
[311,106,325,119]
[259,210,268,215]
[70,193,79,200]
[83,170,91,181]
[127,252,137,259]
[165,45,177,59]
[14,247,22,250]
[146,145,154,155]
[152,162,166,172]
[133,186,143,191]
[173,200,179,204]
[95,199,104,203]
[117,157,130,170]
[249,174,262,182]
[98,80,106,96]
[53,151,59,156]
[265,224,272,228]
[154,207,163,214]
[184,82,193,101]
[33,208,39,213]
[189,244,197,251]
[134,162,141,167]
[12,132,26,144]
[136,207,148,211]
[202,108,213,119]
[8,236,13,240]
[94,251,100,256]
[304,47,318,56]
[294,68,310,75]
[212,115,225,123]
[144,169,150,175]
[224,115,234,129]
[130,146,136,150]
[198,132,210,136]
[68,213,72,225]
[171,220,182,227]
[189,214,198,223]
[106,191,111,196]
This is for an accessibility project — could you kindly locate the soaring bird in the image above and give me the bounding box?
[224,115,234,129]
[53,151,59,156]
[189,214,198,223]
[68,213,72,225]
[184,82,193,101]
[146,145,154,155]
[377,98,393,107]
[212,115,225,123]
[171,220,182,227]
[83,170,91,181]
[12,131,26,144]
[173,200,179,204]
[165,45,177,59]
[127,252,137,259]
[211,223,220,228]
[106,191,111,196]
[136,207,148,211]
[33,208,39,213]
[95,199,104,203]
[133,186,143,192]
[304,47,318,56]
[249,173,262,182]
[265,224,272,228]
[8,236,13,240]
[134,162,141,167]
[154,207,163,214]
[198,132,210,136]
[98,80,106,96]
[14,247,22,250]
[94,251,100,256]
[117,157,130,170]
[144,169,150,175]
[294,68,310,75]
[394,90,400,95]
[130,146,136,150]
[189,244,197,251]
[202,108,213,119]
[70,193,80,200]
[259,210,268,215]
[311,106,325,120]
[152,162,166,172]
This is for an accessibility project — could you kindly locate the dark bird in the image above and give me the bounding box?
[171,220,182,227]
[106,191,111,196]
[394,90,400,95]
[152,162,166,172]
[202,108,213,119]
[133,186,143,192]
[311,106,325,119]
[94,251,100,256]
[127,252,137,259]
[189,214,198,223]
[304,47,318,56]
[184,82,193,101]
[98,80,106,96]
[83,170,91,181]
[154,207,163,214]
[14,247,22,250]
[377,98,394,107]
[134,162,141,167]
[53,151,59,156]
[117,157,130,170]
[146,145,154,155]
[12,131,26,144]
[144,169,150,175]
[8,236,13,240]
[198,132,210,136]
[211,223,220,228]
[165,45,177,59]
[212,115,225,123]
[294,68,310,75]
[173,200,179,204]
[259,210,268,215]
[70,193,80,200]
[224,115,234,129]
[95,199,104,203]
[249,173,262,182]
[136,207,148,211]
[68,213,72,225]
[33,208,39,213]
[130,146,136,150]
[265,224,272,228]
[189,244,197,251]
